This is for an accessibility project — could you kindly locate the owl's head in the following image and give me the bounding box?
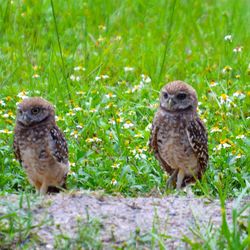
[16,97,55,126]
[160,81,198,112]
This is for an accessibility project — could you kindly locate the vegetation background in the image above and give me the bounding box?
[0,0,249,249]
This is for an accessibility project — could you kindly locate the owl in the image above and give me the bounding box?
[13,97,69,194]
[149,81,208,189]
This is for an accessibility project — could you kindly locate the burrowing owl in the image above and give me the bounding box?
[13,97,69,194]
[149,81,208,189]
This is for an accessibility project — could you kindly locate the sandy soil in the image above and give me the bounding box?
[0,191,249,249]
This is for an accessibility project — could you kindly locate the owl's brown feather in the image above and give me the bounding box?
[13,134,21,164]
[150,81,208,189]
[50,126,68,164]
[186,117,208,178]
[13,97,69,194]
[149,118,174,175]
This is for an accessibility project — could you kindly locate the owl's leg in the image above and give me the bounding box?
[40,182,48,195]
[176,169,185,189]
[166,169,178,189]
[30,179,42,193]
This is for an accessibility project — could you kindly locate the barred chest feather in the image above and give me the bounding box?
[157,111,198,175]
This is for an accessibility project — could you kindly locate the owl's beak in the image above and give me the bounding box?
[167,98,175,108]
[19,112,32,126]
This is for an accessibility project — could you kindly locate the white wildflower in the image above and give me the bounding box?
[0,100,6,106]
[233,46,243,53]
[76,125,83,129]
[66,110,76,116]
[70,75,75,81]
[111,163,120,169]
[70,130,79,139]
[76,91,85,95]
[219,94,234,106]
[235,154,243,159]
[70,75,80,81]
[86,137,102,143]
[111,178,117,185]
[95,75,109,81]
[0,129,12,134]
[74,66,86,71]
[222,66,232,73]
[134,133,144,138]
[17,91,29,99]
[124,67,134,72]
[224,35,232,42]
[210,80,218,87]
[233,91,246,99]
[236,135,245,139]
[210,127,222,133]
[123,121,134,129]
[141,74,151,83]
[73,107,83,111]
[114,35,122,41]
[131,83,144,93]
[145,123,152,132]
[32,74,40,79]
[105,93,116,99]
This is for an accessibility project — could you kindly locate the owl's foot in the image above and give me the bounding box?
[40,182,48,195]
[166,169,178,189]
[176,169,185,189]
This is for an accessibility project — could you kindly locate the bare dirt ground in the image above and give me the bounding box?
[1,191,249,249]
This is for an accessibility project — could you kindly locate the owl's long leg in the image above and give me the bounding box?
[176,169,185,189]
[30,179,42,193]
[166,169,178,189]
[40,182,48,195]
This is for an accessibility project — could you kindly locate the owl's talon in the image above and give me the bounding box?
[166,169,178,189]
[40,182,48,195]
[176,169,185,190]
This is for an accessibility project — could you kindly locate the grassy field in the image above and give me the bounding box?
[0,0,249,248]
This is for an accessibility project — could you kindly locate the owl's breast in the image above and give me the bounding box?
[18,129,54,174]
[157,119,198,175]
[19,138,50,169]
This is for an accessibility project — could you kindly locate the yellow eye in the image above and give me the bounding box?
[31,107,40,115]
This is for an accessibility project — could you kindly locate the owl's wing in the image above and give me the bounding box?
[149,123,174,175]
[13,133,22,164]
[186,117,208,178]
[50,126,68,165]
[13,134,22,163]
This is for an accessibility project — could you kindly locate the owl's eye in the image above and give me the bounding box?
[31,107,40,115]
[176,93,187,100]
[163,93,168,99]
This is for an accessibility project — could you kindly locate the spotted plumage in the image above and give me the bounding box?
[149,81,208,189]
[13,97,69,194]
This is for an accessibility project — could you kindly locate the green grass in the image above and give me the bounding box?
[183,185,250,250]
[0,0,249,248]
[0,193,47,249]
[0,0,249,197]
[54,216,103,250]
